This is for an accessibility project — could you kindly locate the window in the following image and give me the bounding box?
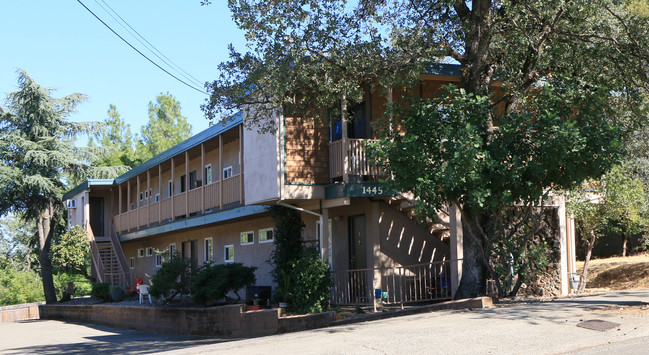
[180,175,187,193]
[224,245,234,262]
[139,192,144,201]
[189,170,198,190]
[155,254,163,267]
[259,228,274,243]
[205,165,213,185]
[154,193,160,202]
[240,231,254,245]
[137,248,144,258]
[204,238,213,263]
[169,243,176,259]
[223,166,233,179]
[146,247,153,257]
[316,220,322,243]
[145,190,148,199]
[168,180,173,197]
[129,257,135,269]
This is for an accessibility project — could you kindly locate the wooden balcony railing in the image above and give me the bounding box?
[112,173,242,234]
[329,139,383,180]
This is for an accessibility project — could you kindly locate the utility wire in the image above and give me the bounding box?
[96,0,205,88]
[76,0,208,95]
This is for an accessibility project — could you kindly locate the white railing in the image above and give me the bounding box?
[329,139,383,179]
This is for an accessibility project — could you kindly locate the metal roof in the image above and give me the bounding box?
[114,111,243,185]
[424,63,461,76]
[62,179,114,200]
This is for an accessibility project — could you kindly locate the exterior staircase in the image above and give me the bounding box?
[386,192,451,244]
[87,223,131,290]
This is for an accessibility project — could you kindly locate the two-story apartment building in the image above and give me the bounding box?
[64,64,579,306]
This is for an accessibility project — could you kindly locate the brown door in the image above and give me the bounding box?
[89,197,104,237]
[348,214,367,270]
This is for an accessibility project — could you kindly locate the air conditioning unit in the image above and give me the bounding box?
[65,199,77,209]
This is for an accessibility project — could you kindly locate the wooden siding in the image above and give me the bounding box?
[284,117,329,184]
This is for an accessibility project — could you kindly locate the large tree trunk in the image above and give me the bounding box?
[455,211,489,299]
[37,203,57,304]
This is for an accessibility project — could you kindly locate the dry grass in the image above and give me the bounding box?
[576,253,649,291]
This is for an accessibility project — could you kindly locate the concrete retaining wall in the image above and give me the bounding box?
[39,303,335,337]
[39,297,491,337]
[0,302,42,322]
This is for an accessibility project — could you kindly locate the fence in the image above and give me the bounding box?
[330,259,457,307]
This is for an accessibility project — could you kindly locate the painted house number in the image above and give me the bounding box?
[361,185,384,195]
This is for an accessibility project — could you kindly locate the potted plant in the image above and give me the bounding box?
[277,272,292,308]
[109,285,125,302]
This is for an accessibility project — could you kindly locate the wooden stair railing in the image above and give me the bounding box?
[86,223,131,289]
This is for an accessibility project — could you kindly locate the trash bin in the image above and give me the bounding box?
[569,273,580,290]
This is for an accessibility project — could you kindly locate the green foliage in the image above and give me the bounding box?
[135,92,192,164]
[191,263,257,306]
[88,104,137,171]
[0,267,44,306]
[0,70,125,303]
[373,87,622,216]
[90,282,110,302]
[149,252,191,302]
[210,0,649,298]
[290,248,332,314]
[0,216,37,271]
[54,273,91,299]
[268,206,305,294]
[50,226,91,279]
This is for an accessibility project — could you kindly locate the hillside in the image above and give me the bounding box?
[577,253,649,290]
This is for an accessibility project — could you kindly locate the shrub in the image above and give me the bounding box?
[291,248,332,314]
[0,267,43,306]
[149,252,191,302]
[54,273,92,299]
[91,282,110,302]
[192,263,257,306]
[268,206,304,286]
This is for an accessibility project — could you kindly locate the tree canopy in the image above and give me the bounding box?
[0,70,117,303]
[208,0,649,298]
[136,92,192,164]
[89,104,137,169]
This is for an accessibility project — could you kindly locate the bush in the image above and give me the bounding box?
[149,252,191,302]
[0,267,43,306]
[91,282,110,302]
[291,248,332,314]
[54,272,92,300]
[192,263,257,306]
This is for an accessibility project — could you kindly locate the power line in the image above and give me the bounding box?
[95,0,205,88]
[76,0,208,95]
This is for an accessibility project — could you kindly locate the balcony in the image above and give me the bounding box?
[329,139,384,181]
[113,174,242,234]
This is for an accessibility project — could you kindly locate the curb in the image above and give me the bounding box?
[331,296,493,326]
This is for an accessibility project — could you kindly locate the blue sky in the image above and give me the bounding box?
[0,1,246,138]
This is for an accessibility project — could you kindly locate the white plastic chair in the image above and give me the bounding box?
[137,284,152,304]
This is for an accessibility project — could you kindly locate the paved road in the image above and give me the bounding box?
[2,289,649,354]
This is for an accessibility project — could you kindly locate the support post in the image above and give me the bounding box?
[171,157,175,220]
[450,202,463,299]
[239,124,244,203]
[341,94,349,183]
[219,134,223,209]
[201,143,205,214]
